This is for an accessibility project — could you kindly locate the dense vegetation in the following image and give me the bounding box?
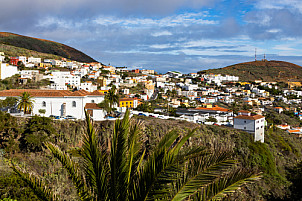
[1,112,302,200]
[202,60,302,82]
[0,32,96,63]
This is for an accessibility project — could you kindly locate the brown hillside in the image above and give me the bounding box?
[0,32,96,63]
[202,60,302,82]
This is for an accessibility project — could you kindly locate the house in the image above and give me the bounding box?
[10,57,19,66]
[274,107,283,113]
[18,56,27,64]
[287,129,302,137]
[0,89,105,119]
[79,82,98,92]
[276,124,291,130]
[233,115,265,143]
[119,98,138,109]
[238,110,251,116]
[84,103,106,121]
[28,57,41,64]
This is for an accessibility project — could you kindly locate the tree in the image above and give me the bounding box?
[97,99,111,115]
[105,86,119,111]
[17,61,25,70]
[206,116,218,123]
[19,116,56,152]
[17,92,34,114]
[11,110,260,201]
[38,109,46,115]
[4,56,10,63]
[0,97,18,109]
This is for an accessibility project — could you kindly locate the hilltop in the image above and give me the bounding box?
[0,32,96,63]
[202,60,302,82]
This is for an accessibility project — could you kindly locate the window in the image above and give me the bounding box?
[257,127,259,130]
[42,101,46,107]
[91,100,95,103]
[257,121,259,123]
[261,126,263,128]
[244,120,246,123]
[244,127,246,130]
[72,101,76,107]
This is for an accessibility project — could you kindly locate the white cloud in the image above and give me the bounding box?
[255,0,302,13]
[267,29,281,33]
[93,12,218,27]
[151,31,173,37]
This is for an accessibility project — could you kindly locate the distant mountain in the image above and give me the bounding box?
[201,60,302,82]
[0,32,96,63]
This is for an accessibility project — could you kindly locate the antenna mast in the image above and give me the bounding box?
[255,48,257,61]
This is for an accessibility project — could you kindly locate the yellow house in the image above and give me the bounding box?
[98,90,109,94]
[119,98,138,108]
[39,62,52,68]
[202,103,213,108]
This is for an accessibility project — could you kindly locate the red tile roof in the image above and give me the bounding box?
[234,115,265,120]
[0,89,104,97]
[195,106,230,112]
[119,98,136,102]
[85,103,102,110]
[238,110,251,113]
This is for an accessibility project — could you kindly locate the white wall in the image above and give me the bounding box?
[1,63,18,79]
[234,117,265,142]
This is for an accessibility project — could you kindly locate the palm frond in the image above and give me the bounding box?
[170,151,237,201]
[11,163,58,201]
[109,109,130,201]
[171,128,198,156]
[45,142,91,201]
[82,110,109,201]
[205,169,261,201]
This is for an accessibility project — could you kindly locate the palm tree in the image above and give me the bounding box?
[105,86,119,111]
[17,92,34,115]
[11,110,260,201]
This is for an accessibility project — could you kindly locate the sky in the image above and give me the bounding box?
[1,0,302,73]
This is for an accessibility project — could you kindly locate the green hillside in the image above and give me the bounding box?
[0,32,96,63]
[1,114,302,200]
[202,60,302,82]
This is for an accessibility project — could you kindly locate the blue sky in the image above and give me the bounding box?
[1,0,302,73]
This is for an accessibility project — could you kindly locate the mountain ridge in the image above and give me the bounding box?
[201,60,302,82]
[0,32,97,63]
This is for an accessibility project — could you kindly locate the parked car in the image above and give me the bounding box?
[138,113,147,116]
[65,115,76,120]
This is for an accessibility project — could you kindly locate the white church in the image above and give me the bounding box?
[0,89,106,120]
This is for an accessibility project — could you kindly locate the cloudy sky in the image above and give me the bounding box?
[1,0,302,73]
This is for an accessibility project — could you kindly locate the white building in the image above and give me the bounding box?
[44,71,81,89]
[0,63,18,79]
[79,82,98,92]
[18,56,27,64]
[0,89,105,119]
[84,103,106,121]
[233,114,265,143]
[28,57,41,64]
